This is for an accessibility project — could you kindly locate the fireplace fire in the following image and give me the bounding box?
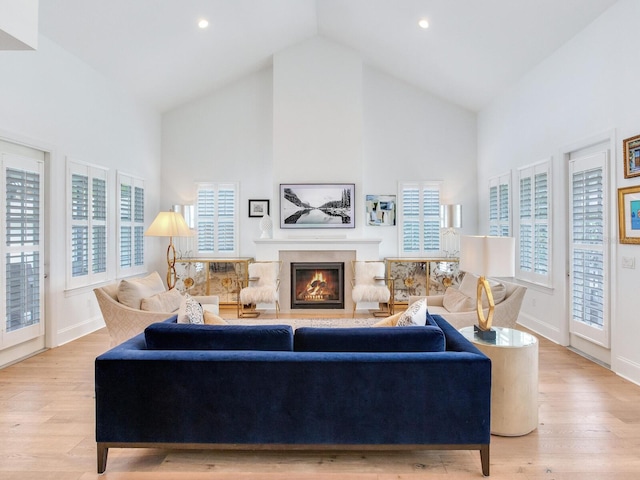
[291,262,344,309]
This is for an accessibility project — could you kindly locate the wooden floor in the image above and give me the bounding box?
[1,309,640,479]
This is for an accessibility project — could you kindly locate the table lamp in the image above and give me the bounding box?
[459,235,515,340]
[145,211,193,289]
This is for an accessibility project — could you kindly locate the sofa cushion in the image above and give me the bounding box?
[144,323,294,351]
[396,298,428,326]
[294,326,445,352]
[117,272,166,309]
[140,288,183,312]
[177,294,204,324]
[442,287,476,312]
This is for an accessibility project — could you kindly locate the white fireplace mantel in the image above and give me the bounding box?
[254,237,382,261]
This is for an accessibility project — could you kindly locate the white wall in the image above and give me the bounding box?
[0,35,161,364]
[162,68,274,255]
[161,36,477,258]
[363,67,477,257]
[477,0,640,384]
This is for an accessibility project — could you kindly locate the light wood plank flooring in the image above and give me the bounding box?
[1,309,640,479]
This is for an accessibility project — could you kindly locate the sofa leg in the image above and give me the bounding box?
[97,443,108,474]
[480,444,490,476]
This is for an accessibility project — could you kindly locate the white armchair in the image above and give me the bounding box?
[94,271,219,346]
[351,260,394,318]
[238,261,282,318]
[408,273,526,330]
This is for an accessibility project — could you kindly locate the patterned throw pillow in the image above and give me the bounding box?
[396,298,428,327]
[177,294,204,324]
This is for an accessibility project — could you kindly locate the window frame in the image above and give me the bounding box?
[516,159,552,287]
[195,182,239,257]
[66,158,109,289]
[397,181,442,256]
[488,172,512,237]
[117,171,145,277]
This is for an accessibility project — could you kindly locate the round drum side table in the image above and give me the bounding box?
[460,326,539,436]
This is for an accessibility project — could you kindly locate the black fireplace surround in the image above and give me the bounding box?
[290,262,344,309]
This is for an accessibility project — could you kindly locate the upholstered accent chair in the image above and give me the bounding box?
[238,261,282,318]
[94,272,219,346]
[351,260,394,318]
[408,272,526,330]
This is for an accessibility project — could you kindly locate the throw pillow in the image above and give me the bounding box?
[177,294,204,324]
[372,312,402,327]
[116,272,165,309]
[442,287,475,312]
[203,311,228,325]
[396,298,428,326]
[140,289,183,312]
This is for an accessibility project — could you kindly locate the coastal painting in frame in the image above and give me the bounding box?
[280,183,355,229]
[623,134,640,178]
[618,185,640,244]
[366,194,396,226]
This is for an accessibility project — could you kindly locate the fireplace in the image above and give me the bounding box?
[291,262,344,309]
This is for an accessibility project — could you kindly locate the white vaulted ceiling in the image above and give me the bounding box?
[38,0,618,113]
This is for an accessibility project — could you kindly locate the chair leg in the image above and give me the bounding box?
[239,303,260,318]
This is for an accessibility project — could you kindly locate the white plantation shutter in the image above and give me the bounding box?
[67,160,108,289]
[2,154,44,345]
[196,183,238,255]
[569,150,609,348]
[399,182,441,255]
[488,173,511,237]
[117,172,145,276]
[517,160,551,286]
[571,167,605,324]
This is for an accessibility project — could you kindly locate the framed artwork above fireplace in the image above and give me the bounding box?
[280,183,355,229]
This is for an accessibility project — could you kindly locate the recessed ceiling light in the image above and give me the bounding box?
[198,18,209,29]
[418,18,429,29]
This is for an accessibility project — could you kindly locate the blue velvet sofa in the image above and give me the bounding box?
[95,314,492,475]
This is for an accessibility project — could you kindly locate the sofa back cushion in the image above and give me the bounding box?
[117,272,166,309]
[294,326,445,352]
[144,323,294,351]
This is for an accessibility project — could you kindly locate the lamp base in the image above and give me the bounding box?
[474,324,497,341]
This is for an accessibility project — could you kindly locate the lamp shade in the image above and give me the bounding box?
[459,235,515,277]
[145,211,193,237]
[440,204,462,228]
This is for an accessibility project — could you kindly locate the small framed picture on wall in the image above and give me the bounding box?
[623,134,640,178]
[248,199,270,218]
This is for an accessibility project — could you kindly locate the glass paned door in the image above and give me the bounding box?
[568,151,609,348]
[1,154,45,350]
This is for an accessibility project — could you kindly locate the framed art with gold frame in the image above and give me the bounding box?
[623,134,640,179]
[618,185,640,244]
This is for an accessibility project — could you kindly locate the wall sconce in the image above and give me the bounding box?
[440,204,462,257]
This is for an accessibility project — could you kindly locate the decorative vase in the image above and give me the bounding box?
[259,214,273,239]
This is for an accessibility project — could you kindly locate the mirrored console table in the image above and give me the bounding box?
[385,257,462,305]
[175,258,254,305]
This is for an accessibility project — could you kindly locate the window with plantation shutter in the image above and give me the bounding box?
[196,183,238,255]
[569,150,609,348]
[67,160,109,289]
[488,173,511,237]
[398,182,441,255]
[2,152,45,348]
[516,160,551,287]
[117,172,145,276]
